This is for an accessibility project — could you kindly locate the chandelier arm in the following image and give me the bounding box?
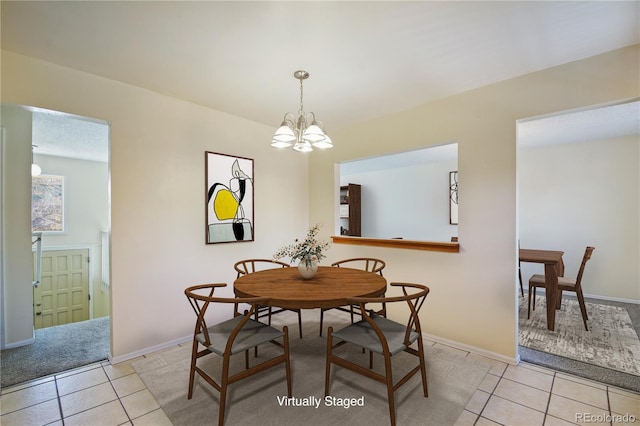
[282,112,296,126]
[313,118,326,131]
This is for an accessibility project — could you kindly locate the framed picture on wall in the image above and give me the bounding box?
[32,174,65,233]
[449,171,458,225]
[205,151,254,244]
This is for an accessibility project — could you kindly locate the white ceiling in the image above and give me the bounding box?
[518,101,640,149]
[3,1,639,161]
[31,109,110,163]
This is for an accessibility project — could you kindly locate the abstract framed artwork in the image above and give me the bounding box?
[449,171,458,225]
[205,151,254,244]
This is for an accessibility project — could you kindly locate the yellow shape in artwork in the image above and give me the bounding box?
[214,189,239,220]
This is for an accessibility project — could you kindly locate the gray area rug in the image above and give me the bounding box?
[133,310,491,426]
[519,295,640,377]
[0,317,110,388]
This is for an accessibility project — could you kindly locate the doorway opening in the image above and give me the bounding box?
[0,106,111,388]
[515,99,640,391]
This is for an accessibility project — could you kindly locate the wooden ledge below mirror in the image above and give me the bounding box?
[331,236,460,253]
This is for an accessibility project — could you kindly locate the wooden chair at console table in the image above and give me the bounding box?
[528,246,595,331]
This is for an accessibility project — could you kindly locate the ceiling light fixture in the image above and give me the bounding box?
[271,70,333,153]
[31,145,41,176]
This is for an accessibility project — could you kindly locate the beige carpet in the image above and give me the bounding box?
[133,310,491,426]
[519,295,640,376]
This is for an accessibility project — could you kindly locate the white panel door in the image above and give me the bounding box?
[34,249,89,329]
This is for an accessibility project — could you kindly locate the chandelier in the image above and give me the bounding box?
[271,70,333,152]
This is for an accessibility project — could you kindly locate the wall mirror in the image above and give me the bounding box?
[338,143,458,244]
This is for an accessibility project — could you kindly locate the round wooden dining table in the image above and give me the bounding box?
[233,266,387,310]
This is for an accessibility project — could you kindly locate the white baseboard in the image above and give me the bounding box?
[422,332,518,366]
[2,336,35,349]
[109,331,518,368]
[109,334,191,365]
[527,289,639,305]
[583,293,640,305]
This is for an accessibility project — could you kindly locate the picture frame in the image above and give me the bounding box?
[32,174,65,233]
[449,171,458,225]
[205,151,254,244]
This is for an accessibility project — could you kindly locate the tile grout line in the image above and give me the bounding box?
[473,358,509,425]
[542,372,557,426]
[103,364,136,425]
[54,375,65,426]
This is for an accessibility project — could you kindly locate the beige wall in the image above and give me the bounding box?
[309,45,640,360]
[1,51,309,358]
[2,45,638,362]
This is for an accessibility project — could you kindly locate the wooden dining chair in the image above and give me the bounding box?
[319,257,386,336]
[184,283,291,426]
[324,282,430,426]
[527,246,595,331]
[234,259,303,338]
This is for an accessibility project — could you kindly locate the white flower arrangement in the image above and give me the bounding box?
[273,223,330,267]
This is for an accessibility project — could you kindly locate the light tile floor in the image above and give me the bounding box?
[0,359,171,426]
[1,341,639,426]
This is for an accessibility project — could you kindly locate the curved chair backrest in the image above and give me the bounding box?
[184,283,291,425]
[331,257,386,276]
[575,246,595,287]
[184,283,269,348]
[234,259,290,278]
[348,282,430,342]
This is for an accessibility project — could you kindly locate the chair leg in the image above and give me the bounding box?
[383,353,396,426]
[556,291,563,309]
[254,310,259,358]
[219,355,231,426]
[417,339,428,397]
[319,309,325,337]
[297,310,303,339]
[349,305,355,324]
[188,340,199,399]
[324,327,333,396]
[527,283,533,319]
[283,326,292,396]
[576,289,589,331]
